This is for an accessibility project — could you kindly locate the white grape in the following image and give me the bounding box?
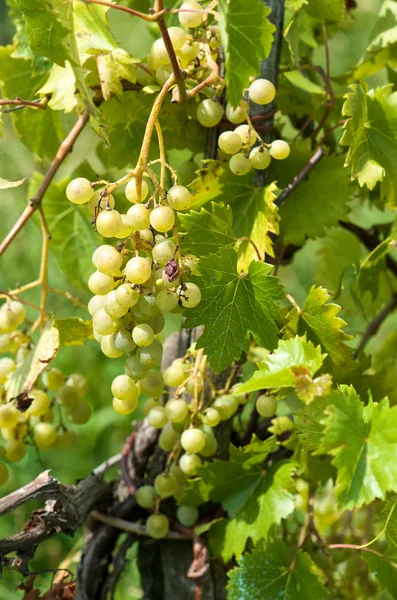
[88,295,107,316]
[181,428,205,453]
[125,204,151,231]
[178,282,201,308]
[93,308,117,335]
[115,284,139,308]
[0,357,16,383]
[151,38,170,66]
[125,178,149,203]
[177,41,200,62]
[197,99,223,128]
[163,363,187,387]
[136,485,156,508]
[88,191,115,215]
[27,389,51,417]
[178,1,204,28]
[152,239,176,266]
[114,328,136,353]
[234,124,256,147]
[150,205,175,232]
[177,506,199,527]
[248,78,276,105]
[88,271,114,295]
[66,178,94,205]
[140,369,165,397]
[113,396,138,415]
[156,289,179,312]
[101,334,124,358]
[146,514,169,539]
[138,339,163,368]
[204,407,221,427]
[92,245,123,275]
[159,424,181,452]
[154,473,178,498]
[226,100,249,124]
[212,395,238,420]
[249,146,271,170]
[34,422,57,448]
[167,185,193,211]
[270,140,290,160]
[256,394,277,417]
[136,64,154,87]
[229,153,252,176]
[125,256,151,284]
[66,373,89,397]
[132,323,155,347]
[168,27,186,50]
[165,399,189,423]
[96,210,122,238]
[179,453,202,476]
[114,214,134,239]
[105,291,128,319]
[218,131,243,154]
[125,354,149,380]
[156,66,172,86]
[147,405,168,428]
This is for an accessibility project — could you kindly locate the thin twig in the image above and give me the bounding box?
[82,0,166,21]
[0,289,47,316]
[237,237,262,261]
[48,287,87,310]
[275,146,325,207]
[328,544,383,557]
[0,98,47,110]
[90,511,188,540]
[353,294,397,358]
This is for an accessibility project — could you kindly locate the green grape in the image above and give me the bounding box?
[1,422,27,441]
[105,291,129,319]
[156,289,179,312]
[248,78,276,105]
[170,463,186,483]
[167,185,193,211]
[207,25,221,48]
[125,256,152,284]
[125,178,149,203]
[178,282,201,308]
[177,40,200,62]
[178,0,204,28]
[256,394,277,417]
[156,66,172,86]
[96,210,122,238]
[67,401,91,425]
[148,312,165,334]
[136,64,154,87]
[114,328,136,353]
[114,214,134,239]
[41,409,55,423]
[111,374,139,401]
[185,372,203,394]
[154,472,178,498]
[138,339,163,368]
[66,177,94,205]
[115,284,139,308]
[152,240,176,266]
[196,99,223,128]
[93,308,117,336]
[218,131,243,154]
[125,204,151,231]
[4,301,25,326]
[57,384,79,409]
[140,369,165,397]
[203,407,220,427]
[88,271,115,295]
[57,429,79,451]
[101,334,124,358]
[181,428,205,454]
[0,334,12,353]
[113,396,138,415]
[0,462,9,486]
[143,397,161,416]
[88,295,107,317]
[0,404,19,429]
[179,452,202,476]
[0,357,16,383]
[34,422,58,448]
[165,399,189,423]
[146,513,169,539]
[5,439,26,462]
[163,362,187,387]
[249,146,271,170]
[150,205,175,232]
[168,26,186,50]
[270,140,290,160]
[132,324,155,347]
[87,191,115,215]
[229,152,252,176]
[234,124,256,147]
[27,389,51,417]
[159,424,180,451]
[132,295,159,320]
[200,431,217,457]
[151,38,171,66]
[92,245,123,275]
[226,100,249,124]
[212,395,238,420]
[66,373,89,397]
[42,368,65,391]
[136,484,156,509]
[147,405,168,428]
[177,506,199,527]
[125,354,149,380]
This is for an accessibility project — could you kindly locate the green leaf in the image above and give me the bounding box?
[294,397,329,451]
[54,318,92,346]
[183,247,284,373]
[73,0,118,59]
[37,62,77,113]
[363,554,397,599]
[227,543,329,600]
[0,177,26,189]
[381,497,397,543]
[237,335,326,396]
[219,0,275,108]
[341,83,397,208]
[96,49,137,101]
[318,386,397,509]
[178,202,235,257]
[6,321,59,401]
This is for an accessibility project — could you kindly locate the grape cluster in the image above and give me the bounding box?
[0,301,90,486]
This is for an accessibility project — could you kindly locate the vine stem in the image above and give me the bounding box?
[90,511,188,540]
[0,290,47,316]
[275,146,325,207]
[155,120,166,189]
[47,287,87,310]
[0,98,47,110]
[353,293,397,358]
[36,207,51,331]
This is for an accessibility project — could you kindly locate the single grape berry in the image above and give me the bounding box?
[125,178,149,203]
[204,407,221,427]
[115,284,139,308]
[66,178,94,205]
[218,131,243,155]
[270,140,291,160]
[132,323,155,347]
[156,289,179,312]
[234,124,256,147]
[165,399,189,423]
[167,26,186,50]
[178,1,204,28]
[178,282,201,308]
[154,473,178,498]
[88,271,115,295]
[229,153,252,176]
[152,240,176,266]
[150,205,175,232]
[197,99,223,128]
[111,374,139,401]
[96,210,122,238]
[177,506,199,527]
[179,453,202,476]
[181,428,206,454]
[113,396,138,415]
[249,146,272,170]
[147,405,168,428]
[140,369,165,397]
[159,424,180,451]
[256,394,277,417]
[151,38,171,66]
[167,185,193,211]
[136,485,156,509]
[226,100,249,124]
[163,362,187,387]
[34,422,58,449]
[125,204,151,231]
[248,78,276,105]
[92,245,123,275]
[125,256,152,284]
[146,513,169,539]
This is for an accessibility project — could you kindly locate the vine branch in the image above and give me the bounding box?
[275,146,325,206]
[353,293,397,358]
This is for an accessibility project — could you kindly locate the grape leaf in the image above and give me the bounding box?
[96,50,137,100]
[363,554,397,600]
[294,397,329,451]
[178,202,235,257]
[55,318,93,346]
[381,496,397,542]
[183,247,284,373]
[341,83,397,208]
[317,386,397,509]
[227,543,329,600]
[38,62,77,113]
[189,160,224,209]
[219,0,275,108]
[237,335,326,397]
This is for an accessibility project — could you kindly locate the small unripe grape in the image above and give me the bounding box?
[113,396,138,415]
[125,204,151,231]
[168,26,186,50]
[87,191,115,215]
[125,354,149,380]
[165,399,189,423]
[150,206,175,232]
[101,334,124,358]
[125,178,149,203]
[34,422,57,448]
[2,301,25,327]
[57,384,79,409]
[104,291,128,319]
[234,124,256,147]
[96,210,122,238]
[177,40,200,62]
[167,185,193,211]
[156,289,179,312]
[146,513,169,539]
[140,369,165,397]
[177,506,199,527]
[42,368,65,391]
[136,485,156,508]
[138,339,163,368]
[152,240,176,267]
[67,401,91,425]
[156,66,171,86]
[270,140,290,160]
[151,37,171,66]
[28,389,51,417]
[133,324,155,347]
[143,398,161,416]
[200,432,217,457]
[204,407,221,427]
[218,131,243,154]
[256,394,277,417]
[66,177,94,204]
[179,1,204,28]
[213,395,238,420]
[159,424,180,451]
[248,78,276,105]
[197,99,223,128]
[181,428,205,454]
[179,453,202,476]
[163,363,187,387]
[57,430,79,451]
[93,308,117,336]
[226,100,249,124]
[185,372,203,394]
[114,328,136,353]
[115,284,139,308]
[88,271,114,295]
[154,473,178,498]
[149,312,165,334]
[136,64,154,86]
[249,146,271,170]
[178,282,201,308]
[0,462,9,486]
[0,357,16,383]
[125,256,151,284]
[0,404,19,429]
[6,439,26,462]
[112,374,139,401]
[66,373,89,397]
[147,405,168,428]
[92,245,123,275]
[229,153,252,176]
